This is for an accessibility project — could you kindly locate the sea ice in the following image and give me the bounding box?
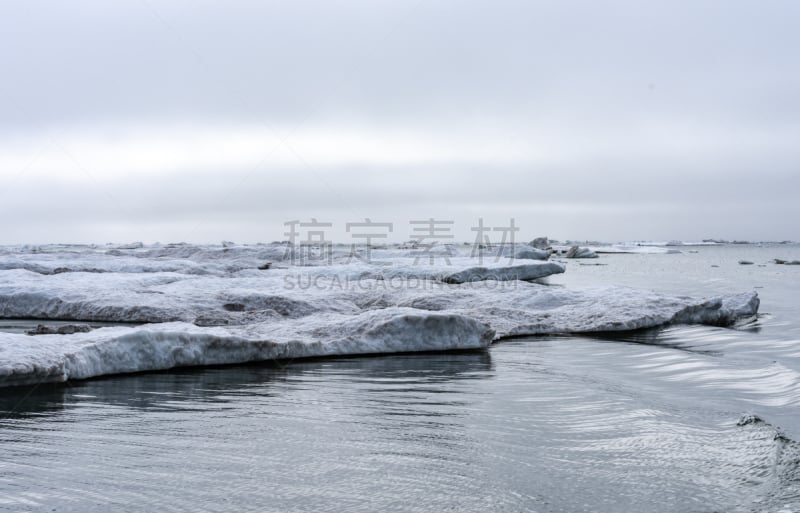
[442,262,564,284]
[0,243,760,386]
[0,308,494,387]
[565,246,599,259]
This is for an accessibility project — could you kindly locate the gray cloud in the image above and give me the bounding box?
[1,156,796,244]
[1,0,798,243]
[3,0,799,127]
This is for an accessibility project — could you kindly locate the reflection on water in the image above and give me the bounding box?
[1,341,799,513]
[0,351,493,416]
[584,326,726,356]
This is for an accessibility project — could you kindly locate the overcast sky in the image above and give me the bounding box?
[1,0,798,244]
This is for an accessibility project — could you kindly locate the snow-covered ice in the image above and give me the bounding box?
[0,308,494,387]
[0,243,760,386]
[565,246,599,259]
[442,262,564,283]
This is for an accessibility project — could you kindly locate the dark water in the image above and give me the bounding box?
[1,245,799,512]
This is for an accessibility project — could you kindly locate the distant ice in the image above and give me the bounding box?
[443,262,564,283]
[593,245,682,254]
[565,246,598,259]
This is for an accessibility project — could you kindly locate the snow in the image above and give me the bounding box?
[0,243,760,386]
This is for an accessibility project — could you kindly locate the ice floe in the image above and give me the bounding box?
[0,243,760,386]
[0,309,494,387]
[565,246,599,259]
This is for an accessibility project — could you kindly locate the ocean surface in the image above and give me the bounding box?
[1,244,798,512]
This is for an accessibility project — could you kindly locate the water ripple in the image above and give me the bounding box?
[0,333,798,512]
